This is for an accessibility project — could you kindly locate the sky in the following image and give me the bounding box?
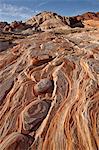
[0,0,99,22]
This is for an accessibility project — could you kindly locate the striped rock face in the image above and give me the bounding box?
[21,99,51,133]
[0,27,99,150]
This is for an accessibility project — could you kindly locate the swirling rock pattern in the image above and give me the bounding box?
[0,26,99,150]
[0,132,33,150]
[21,99,51,134]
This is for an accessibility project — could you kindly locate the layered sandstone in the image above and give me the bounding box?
[26,11,69,31]
[0,11,99,150]
[26,11,99,30]
[0,11,99,33]
[0,21,32,32]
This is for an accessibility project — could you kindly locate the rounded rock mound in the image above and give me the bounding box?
[34,78,54,95]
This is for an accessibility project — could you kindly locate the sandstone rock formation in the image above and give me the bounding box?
[26,11,69,31]
[74,12,99,28]
[75,12,99,21]
[26,11,99,30]
[34,78,54,95]
[0,11,99,150]
[0,11,99,33]
[0,21,32,32]
[0,22,9,31]
[0,40,11,52]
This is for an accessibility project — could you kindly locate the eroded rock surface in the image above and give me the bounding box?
[34,78,54,95]
[26,11,99,30]
[0,14,99,150]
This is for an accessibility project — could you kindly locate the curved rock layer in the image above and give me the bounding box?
[0,29,99,150]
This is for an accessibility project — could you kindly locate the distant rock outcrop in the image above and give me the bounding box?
[0,22,9,31]
[67,17,84,28]
[26,11,69,31]
[26,11,99,30]
[26,11,84,29]
[75,12,99,21]
[0,21,32,32]
[0,11,99,32]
